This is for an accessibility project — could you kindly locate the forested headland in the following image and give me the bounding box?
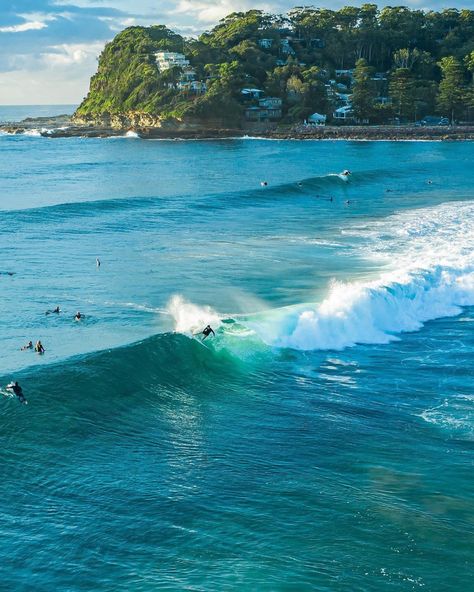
[74,6,474,128]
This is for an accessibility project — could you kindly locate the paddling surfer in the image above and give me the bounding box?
[7,381,27,404]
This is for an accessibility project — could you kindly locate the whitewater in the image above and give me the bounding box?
[168,201,474,353]
[0,119,473,592]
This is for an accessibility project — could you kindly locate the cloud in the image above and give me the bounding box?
[0,21,48,33]
[42,42,104,66]
[169,0,288,26]
[0,12,58,33]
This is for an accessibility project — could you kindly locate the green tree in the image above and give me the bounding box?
[437,56,466,123]
[301,67,330,114]
[465,50,474,83]
[389,68,415,119]
[413,80,438,120]
[74,8,474,125]
[351,58,377,122]
[160,65,182,89]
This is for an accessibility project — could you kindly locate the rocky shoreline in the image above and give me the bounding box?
[2,116,474,141]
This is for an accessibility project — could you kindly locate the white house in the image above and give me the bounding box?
[258,39,273,49]
[155,52,190,72]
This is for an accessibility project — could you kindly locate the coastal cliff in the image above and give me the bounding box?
[74,8,474,132]
[73,23,244,130]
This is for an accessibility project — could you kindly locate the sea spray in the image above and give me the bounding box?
[243,201,474,350]
[244,267,473,351]
[167,295,221,335]
[163,200,473,353]
[245,205,474,350]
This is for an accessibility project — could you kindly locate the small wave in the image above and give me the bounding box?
[0,128,43,137]
[240,135,282,141]
[23,129,43,137]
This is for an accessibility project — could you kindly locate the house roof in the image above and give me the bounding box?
[334,106,353,114]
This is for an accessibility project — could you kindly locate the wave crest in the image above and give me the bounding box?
[167,295,221,335]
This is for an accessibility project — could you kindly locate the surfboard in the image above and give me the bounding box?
[193,337,211,350]
[2,387,27,404]
[0,389,14,399]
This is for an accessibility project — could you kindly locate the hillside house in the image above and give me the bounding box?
[155,52,190,72]
[245,97,282,122]
[333,105,354,121]
[241,88,264,99]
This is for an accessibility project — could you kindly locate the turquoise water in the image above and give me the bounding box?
[1,120,473,590]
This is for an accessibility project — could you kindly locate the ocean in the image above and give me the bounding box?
[1,106,473,591]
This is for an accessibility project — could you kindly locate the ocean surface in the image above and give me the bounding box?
[1,107,473,591]
[0,104,76,123]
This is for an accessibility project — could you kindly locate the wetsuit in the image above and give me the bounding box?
[202,326,215,341]
[11,384,26,404]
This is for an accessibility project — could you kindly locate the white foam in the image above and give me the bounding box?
[107,130,140,140]
[167,295,221,335]
[246,201,474,350]
[420,395,474,439]
[23,129,42,137]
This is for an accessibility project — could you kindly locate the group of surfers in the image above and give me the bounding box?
[10,322,216,405]
[20,309,83,355]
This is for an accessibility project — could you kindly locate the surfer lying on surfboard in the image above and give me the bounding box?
[6,381,27,404]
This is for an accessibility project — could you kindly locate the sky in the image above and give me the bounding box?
[0,0,472,105]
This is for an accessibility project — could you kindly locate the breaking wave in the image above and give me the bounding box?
[168,201,474,352]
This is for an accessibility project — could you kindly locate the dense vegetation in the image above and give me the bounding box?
[75,6,474,125]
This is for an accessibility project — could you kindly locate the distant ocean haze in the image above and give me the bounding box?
[0,104,77,123]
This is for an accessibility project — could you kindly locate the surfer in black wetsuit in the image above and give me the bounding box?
[201,325,215,341]
[9,382,27,404]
